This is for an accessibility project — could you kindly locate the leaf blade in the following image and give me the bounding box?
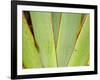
[68,15,90,66]
[51,12,61,48]
[30,12,57,67]
[57,13,82,67]
[22,14,42,68]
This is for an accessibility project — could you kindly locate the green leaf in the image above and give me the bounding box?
[51,12,61,48]
[56,13,82,67]
[68,15,90,66]
[30,12,57,67]
[22,15,42,68]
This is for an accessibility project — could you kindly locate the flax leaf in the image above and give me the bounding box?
[68,15,90,66]
[22,15,42,68]
[51,12,61,48]
[57,13,82,67]
[30,12,57,67]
